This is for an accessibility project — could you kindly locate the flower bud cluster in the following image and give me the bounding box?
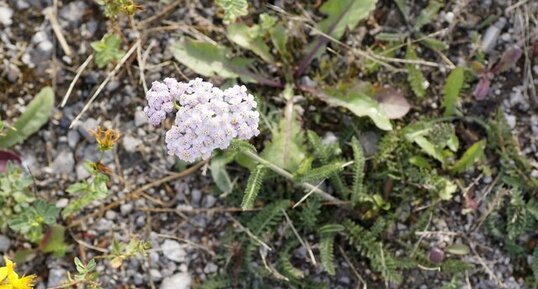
[144,78,260,162]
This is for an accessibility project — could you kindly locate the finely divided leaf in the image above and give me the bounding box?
[295,161,343,182]
[351,137,366,205]
[443,67,465,116]
[415,1,443,30]
[0,87,55,148]
[241,165,267,210]
[405,45,428,99]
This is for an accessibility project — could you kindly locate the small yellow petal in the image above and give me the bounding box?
[12,275,36,289]
[0,284,13,289]
[0,267,7,281]
[7,271,19,285]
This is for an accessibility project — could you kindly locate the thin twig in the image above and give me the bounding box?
[45,7,72,56]
[70,40,140,129]
[61,54,93,107]
[282,209,317,265]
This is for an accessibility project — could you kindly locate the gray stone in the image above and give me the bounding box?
[149,269,163,281]
[122,135,142,153]
[0,235,11,252]
[105,210,116,220]
[120,203,133,215]
[160,273,192,289]
[134,110,148,127]
[59,1,87,25]
[202,195,217,208]
[47,268,67,287]
[67,130,80,149]
[78,118,98,141]
[203,262,218,274]
[6,63,20,83]
[161,240,187,263]
[191,189,202,206]
[53,150,75,174]
[76,163,91,180]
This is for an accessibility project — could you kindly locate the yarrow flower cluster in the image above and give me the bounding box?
[144,78,260,162]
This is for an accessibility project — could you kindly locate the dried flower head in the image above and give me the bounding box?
[144,78,260,162]
[90,127,121,151]
[0,257,37,289]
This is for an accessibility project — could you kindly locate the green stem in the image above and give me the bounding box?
[242,150,340,202]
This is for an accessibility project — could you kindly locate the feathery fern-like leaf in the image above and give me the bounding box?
[295,162,343,183]
[351,137,366,204]
[319,224,344,275]
[247,200,289,236]
[241,165,267,210]
[406,45,428,98]
[299,197,322,231]
[279,240,304,279]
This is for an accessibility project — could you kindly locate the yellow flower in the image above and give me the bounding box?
[90,127,122,151]
[0,257,36,289]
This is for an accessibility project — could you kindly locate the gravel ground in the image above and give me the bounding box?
[1,0,537,288]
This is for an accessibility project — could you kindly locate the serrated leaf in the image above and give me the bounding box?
[451,140,486,173]
[210,153,233,194]
[216,0,248,23]
[241,165,267,210]
[442,67,465,116]
[227,23,274,62]
[322,87,392,131]
[170,39,280,87]
[0,87,55,148]
[438,177,457,200]
[405,46,428,99]
[91,34,125,68]
[415,1,443,30]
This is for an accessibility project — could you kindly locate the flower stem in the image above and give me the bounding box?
[242,150,341,202]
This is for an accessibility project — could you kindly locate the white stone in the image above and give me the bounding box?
[0,6,13,26]
[160,273,192,289]
[161,240,187,263]
[122,135,142,153]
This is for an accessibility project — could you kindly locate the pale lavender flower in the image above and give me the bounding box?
[146,78,260,162]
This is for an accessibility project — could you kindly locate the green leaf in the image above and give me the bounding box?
[351,137,366,205]
[438,177,457,200]
[0,87,55,148]
[295,161,344,183]
[269,24,289,59]
[322,88,392,131]
[91,34,125,68]
[241,165,267,210]
[40,225,68,257]
[297,0,377,72]
[319,224,344,276]
[415,1,443,30]
[215,0,248,23]
[405,45,428,98]
[451,140,486,174]
[210,153,233,194]
[446,244,470,255]
[170,39,279,87]
[443,67,465,116]
[227,23,274,62]
[261,114,307,172]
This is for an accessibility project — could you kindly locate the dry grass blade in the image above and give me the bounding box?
[61,54,94,107]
